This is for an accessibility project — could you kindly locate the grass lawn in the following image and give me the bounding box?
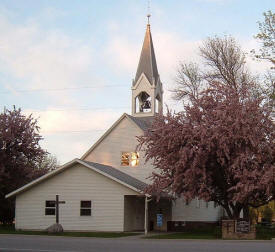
[0,225,139,238]
[146,227,221,239]
[2,224,274,240]
[256,226,275,240]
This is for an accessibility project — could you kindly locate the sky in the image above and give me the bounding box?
[0,0,274,164]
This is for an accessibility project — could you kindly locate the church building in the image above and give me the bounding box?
[6,19,223,232]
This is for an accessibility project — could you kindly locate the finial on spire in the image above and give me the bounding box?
[147,13,151,25]
[147,0,151,25]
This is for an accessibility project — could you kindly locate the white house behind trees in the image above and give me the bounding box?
[6,19,223,232]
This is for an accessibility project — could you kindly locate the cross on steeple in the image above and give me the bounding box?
[147,0,151,25]
[147,13,151,25]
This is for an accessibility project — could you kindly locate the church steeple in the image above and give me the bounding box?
[131,20,163,117]
[133,23,159,87]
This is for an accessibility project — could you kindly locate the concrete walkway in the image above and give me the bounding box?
[119,231,175,239]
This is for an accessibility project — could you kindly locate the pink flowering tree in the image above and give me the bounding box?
[0,107,56,223]
[138,37,275,219]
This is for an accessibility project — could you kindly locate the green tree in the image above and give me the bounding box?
[252,11,275,110]
[253,10,275,67]
[262,206,273,222]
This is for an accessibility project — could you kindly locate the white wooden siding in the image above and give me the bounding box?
[84,117,155,183]
[83,116,222,223]
[15,164,139,231]
[172,198,223,222]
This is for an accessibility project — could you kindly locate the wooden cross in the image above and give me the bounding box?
[55,195,66,224]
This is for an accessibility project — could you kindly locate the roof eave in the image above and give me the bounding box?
[5,158,79,199]
[5,159,145,199]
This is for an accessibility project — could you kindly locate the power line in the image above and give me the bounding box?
[0,84,129,94]
[41,129,106,134]
[24,106,130,112]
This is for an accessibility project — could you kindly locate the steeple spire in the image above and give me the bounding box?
[131,14,163,118]
[133,21,159,86]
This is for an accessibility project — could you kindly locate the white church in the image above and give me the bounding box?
[6,20,223,232]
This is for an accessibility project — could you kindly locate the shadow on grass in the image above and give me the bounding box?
[0,224,139,238]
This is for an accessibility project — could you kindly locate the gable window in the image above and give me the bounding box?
[45,200,55,215]
[121,152,139,167]
[80,201,91,216]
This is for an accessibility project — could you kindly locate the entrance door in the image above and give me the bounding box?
[124,195,145,231]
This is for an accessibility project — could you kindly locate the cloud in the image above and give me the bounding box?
[24,108,124,163]
[105,28,201,106]
[0,10,123,163]
[195,0,232,3]
[105,35,140,75]
[40,7,68,20]
[31,109,121,133]
[0,13,94,105]
[238,38,273,74]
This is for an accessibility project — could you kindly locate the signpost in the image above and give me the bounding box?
[55,195,66,224]
[157,214,163,227]
[236,220,250,233]
[222,219,255,239]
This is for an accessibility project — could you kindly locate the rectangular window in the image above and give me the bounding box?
[80,200,91,216]
[121,152,130,166]
[45,200,55,215]
[121,152,139,167]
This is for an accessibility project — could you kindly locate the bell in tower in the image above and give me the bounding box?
[137,92,151,113]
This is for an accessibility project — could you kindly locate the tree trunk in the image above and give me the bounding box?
[223,204,233,219]
[222,202,243,220]
[243,206,249,220]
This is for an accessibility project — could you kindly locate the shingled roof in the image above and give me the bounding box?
[127,114,155,131]
[82,160,147,191]
[133,24,159,86]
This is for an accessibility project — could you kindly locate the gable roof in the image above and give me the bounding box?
[81,113,154,160]
[134,24,159,86]
[5,159,148,199]
[127,114,155,131]
[82,161,147,191]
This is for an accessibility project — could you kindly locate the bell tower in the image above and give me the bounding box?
[131,17,163,117]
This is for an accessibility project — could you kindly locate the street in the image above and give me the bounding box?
[0,235,274,252]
